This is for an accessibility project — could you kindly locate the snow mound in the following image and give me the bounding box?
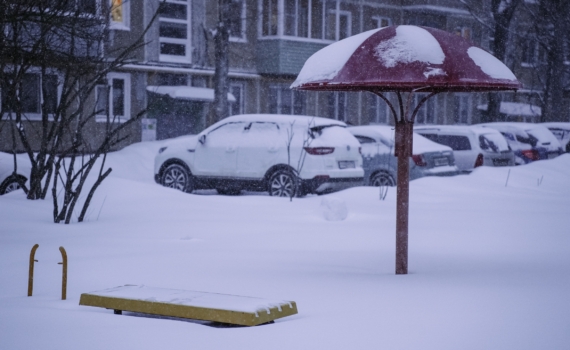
[320,197,348,221]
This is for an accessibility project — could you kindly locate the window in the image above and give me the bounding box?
[454,27,471,41]
[229,83,245,116]
[437,135,471,151]
[260,0,351,41]
[415,93,437,124]
[368,94,391,124]
[229,0,246,41]
[262,0,278,36]
[1,73,59,118]
[354,135,376,144]
[159,0,191,62]
[284,0,310,37]
[328,92,347,121]
[521,39,536,65]
[453,94,471,124]
[521,39,545,66]
[110,0,130,30]
[372,16,391,29]
[268,83,305,115]
[95,73,131,123]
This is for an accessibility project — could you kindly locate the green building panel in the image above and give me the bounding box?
[257,40,329,76]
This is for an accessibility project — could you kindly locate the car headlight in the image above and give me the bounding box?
[158,146,168,154]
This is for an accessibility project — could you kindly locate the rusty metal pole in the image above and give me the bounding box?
[28,244,39,296]
[58,247,67,300]
[394,120,412,275]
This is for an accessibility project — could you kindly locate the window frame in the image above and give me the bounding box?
[159,0,192,63]
[229,0,247,42]
[1,70,61,121]
[110,0,130,31]
[268,83,306,115]
[372,16,392,29]
[414,93,437,125]
[453,93,472,125]
[229,82,245,116]
[95,72,131,123]
[328,91,347,122]
[258,0,350,43]
[368,94,391,124]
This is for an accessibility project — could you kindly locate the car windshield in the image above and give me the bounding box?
[479,133,509,153]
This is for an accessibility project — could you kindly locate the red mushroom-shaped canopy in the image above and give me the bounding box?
[291,25,522,93]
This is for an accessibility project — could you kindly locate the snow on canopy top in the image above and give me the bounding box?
[467,47,517,80]
[291,25,521,91]
[373,25,445,68]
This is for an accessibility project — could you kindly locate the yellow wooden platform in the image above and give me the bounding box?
[79,285,298,326]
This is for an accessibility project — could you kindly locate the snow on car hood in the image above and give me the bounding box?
[161,134,199,150]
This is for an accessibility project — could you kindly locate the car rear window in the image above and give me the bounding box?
[437,135,471,151]
[525,127,559,145]
[354,135,376,144]
[418,133,439,143]
[479,133,509,153]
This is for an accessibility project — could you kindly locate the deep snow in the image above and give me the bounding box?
[1,141,569,350]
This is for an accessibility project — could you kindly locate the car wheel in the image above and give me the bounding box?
[161,164,193,193]
[370,172,395,187]
[0,175,26,195]
[268,170,298,197]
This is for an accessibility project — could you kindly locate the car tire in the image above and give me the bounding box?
[161,163,193,193]
[268,169,299,197]
[370,172,395,187]
[0,175,26,195]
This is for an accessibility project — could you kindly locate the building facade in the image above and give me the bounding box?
[2,0,562,152]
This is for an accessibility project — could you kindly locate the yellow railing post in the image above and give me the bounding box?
[58,246,67,300]
[28,244,39,296]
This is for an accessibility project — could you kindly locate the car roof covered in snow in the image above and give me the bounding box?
[414,124,505,137]
[541,122,570,131]
[348,125,453,153]
[211,114,347,129]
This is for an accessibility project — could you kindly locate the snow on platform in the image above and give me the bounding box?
[79,285,297,326]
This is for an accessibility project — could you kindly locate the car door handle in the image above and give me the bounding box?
[268,147,278,153]
[226,147,236,153]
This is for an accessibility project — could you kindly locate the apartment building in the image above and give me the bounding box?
[3,0,543,151]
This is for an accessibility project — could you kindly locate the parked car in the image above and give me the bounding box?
[414,125,515,172]
[348,125,459,186]
[0,152,30,195]
[541,122,570,153]
[478,122,563,164]
[154,114,364,197]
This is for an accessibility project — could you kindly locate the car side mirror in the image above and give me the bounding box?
[199,134,206,145]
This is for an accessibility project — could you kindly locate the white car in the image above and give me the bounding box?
[0,152,30,195]
[414,125,515,172]
[542,122,570,153]
[348,125,459,186]
[154,114,364,197]
[479,122,563,164]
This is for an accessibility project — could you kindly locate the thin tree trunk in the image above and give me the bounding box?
[212,0,230,124]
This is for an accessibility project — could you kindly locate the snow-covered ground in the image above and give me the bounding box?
[1,141,569,350]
